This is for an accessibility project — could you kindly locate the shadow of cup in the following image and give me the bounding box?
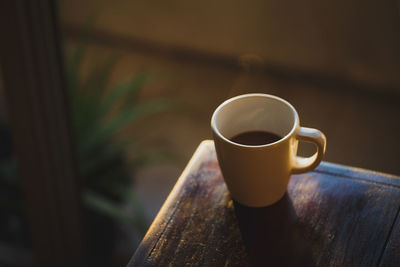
[233,194,314,267]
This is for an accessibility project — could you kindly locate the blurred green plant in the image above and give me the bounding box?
[65,32,173,236]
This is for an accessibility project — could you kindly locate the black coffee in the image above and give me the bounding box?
[230,131,281,146]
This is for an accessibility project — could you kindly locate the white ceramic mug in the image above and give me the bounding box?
[211,93,326,207]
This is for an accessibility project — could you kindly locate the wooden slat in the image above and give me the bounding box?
[129,140,400,266]
[288,173,400,266]
[379,210,400,266]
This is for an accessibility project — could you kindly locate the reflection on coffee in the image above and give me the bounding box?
[230,131,282,146]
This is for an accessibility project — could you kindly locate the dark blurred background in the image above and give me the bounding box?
[1,0,400,266]
[61,0,400,220]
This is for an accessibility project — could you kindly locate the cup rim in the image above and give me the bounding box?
[211,93,299,148]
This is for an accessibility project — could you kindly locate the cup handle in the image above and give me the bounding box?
[292,127,327,174]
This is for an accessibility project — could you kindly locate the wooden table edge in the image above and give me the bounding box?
[316,162,400,187]
[128,140,214,266]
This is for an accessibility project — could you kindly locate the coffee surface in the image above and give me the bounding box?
[230,131,282,146]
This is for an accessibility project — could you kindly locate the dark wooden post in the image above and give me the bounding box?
[0,1,85,266]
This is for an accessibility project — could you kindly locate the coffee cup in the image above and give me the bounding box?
[211,93,326,207]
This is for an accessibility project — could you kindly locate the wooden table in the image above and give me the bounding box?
[129,140,400,266]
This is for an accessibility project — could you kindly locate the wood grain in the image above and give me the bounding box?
[130,141,250,267]
[129,140,400,267]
